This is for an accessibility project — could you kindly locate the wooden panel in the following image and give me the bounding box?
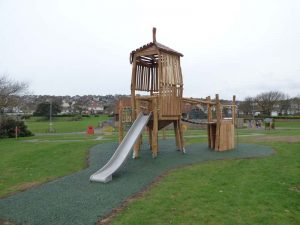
[159,53,183,117]
[216,120,235,151]
[135,63,159,92]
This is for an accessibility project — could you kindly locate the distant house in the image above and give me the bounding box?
[61,99,75,114]
[87,101,104,114]
[290,101,300,115]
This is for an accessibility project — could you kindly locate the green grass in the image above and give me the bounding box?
[0,140,84,197]
[108,122,300,225]
[0,134,114,198]
[274,121,300,128]
[0,121,299,224]
[25,115,109,133]
[110,141,300,225]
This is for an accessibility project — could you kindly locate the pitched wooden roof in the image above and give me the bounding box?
[131,41,183,56]
[130,28,183,63]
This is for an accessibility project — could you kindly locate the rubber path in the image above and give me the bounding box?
[0,140,273,225]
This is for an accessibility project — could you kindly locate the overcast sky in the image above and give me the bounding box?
[0,0,299,100]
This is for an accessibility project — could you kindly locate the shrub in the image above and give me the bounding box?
[53,114,77,117]
[21,115,31,120]
[71,114,82,121]
[0,116,33,138]
[33,102,61,118]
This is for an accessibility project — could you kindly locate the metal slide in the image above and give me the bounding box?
[90,112,151,183]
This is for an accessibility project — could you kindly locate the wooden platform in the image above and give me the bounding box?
[208,120,235,151]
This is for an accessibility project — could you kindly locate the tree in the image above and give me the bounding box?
[278,94,292,115]
[291,96,300,115]
[0,75,28,112]
[255,91,285,116]
[0,116,33,138]
[238,96,254,116]
[34,101,62,118]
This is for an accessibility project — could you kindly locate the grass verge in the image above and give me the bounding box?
[109,141,300,225]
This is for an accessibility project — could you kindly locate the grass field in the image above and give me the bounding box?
[25,115,109,133]
[110,121,300,225]
[0,136,108,197]
[0,114,113,197]
[273,121,300,128]
[1,140,83,197]
[110,141,300,225]
[0,120,299,224]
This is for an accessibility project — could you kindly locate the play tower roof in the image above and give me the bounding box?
[130,28,183,63]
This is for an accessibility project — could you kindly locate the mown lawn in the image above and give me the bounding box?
[0,138,97,197]
[25,115,109,133]
[274,120,300,128]
[0,120,299,225]
[0,130,118,198]
[110,141,300,225]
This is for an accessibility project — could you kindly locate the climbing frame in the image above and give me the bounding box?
[130,28,184,157]
[118,28,237,158]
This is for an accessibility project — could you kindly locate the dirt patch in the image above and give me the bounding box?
[0,219,15,225]
[16,181,41,192]
[1,181,42,200]
[289,186,300,193]
[250,135,300,143]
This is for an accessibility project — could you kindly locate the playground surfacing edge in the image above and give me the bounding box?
[0,140,273,225]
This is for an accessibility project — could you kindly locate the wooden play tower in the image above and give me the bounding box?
[129,28,184,158]
[118,28,237,158]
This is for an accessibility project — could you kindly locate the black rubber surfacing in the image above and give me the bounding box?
[0,140,273,225]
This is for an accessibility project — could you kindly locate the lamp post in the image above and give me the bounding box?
[49,99,54,133]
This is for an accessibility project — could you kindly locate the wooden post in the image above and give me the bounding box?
[178,119,185,152]
[207,96,212,122]
[131,56,137,121]
[153,27,157,43]
[232,95,236,149]
[232,95,236,126]
[215,94,221,151]
[158,51,163,119]
[174,120,180,150]
[148,98,153,150]
[152,97,158,158]
[118,100,123,144]
[206,96,212,148]
[15,126,18,139]
[133,99,141,158]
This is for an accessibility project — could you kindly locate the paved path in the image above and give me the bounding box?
[0,140,273,225]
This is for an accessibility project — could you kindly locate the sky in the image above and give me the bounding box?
[0,0,299,100]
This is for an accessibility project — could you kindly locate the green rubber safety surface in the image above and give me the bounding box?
[0,140,273,225]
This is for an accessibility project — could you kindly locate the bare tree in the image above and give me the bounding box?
[0,74,28,112]
[291,96,300,115]
[238,96,254,116]
[255,91,285,116]
[278,94,292,115]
